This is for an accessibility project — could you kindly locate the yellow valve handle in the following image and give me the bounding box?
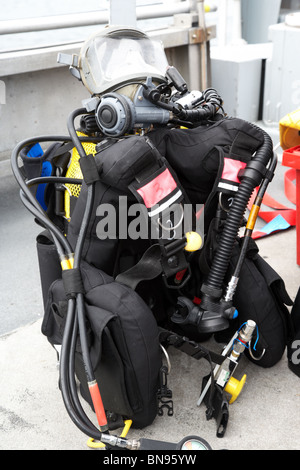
[225,374,247,404]
[185,231,203,252]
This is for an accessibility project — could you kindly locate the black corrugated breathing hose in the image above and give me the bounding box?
[201,122,274,300]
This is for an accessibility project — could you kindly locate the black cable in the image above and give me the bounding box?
[26,176,83,187]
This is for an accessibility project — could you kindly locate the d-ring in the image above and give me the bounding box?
[157,204,184,231]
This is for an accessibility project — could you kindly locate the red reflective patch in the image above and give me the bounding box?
[222,158,247,183]
[137,169,177,208]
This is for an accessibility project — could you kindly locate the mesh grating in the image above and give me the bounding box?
[64,133,97,220]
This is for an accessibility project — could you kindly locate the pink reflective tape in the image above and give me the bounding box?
[222,158,247,183]
[137,168,177,208]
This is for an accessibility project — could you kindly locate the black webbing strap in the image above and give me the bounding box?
[116,244,162,289]
[115,239,190,290]
[159,329,225,366]
[79,154,100,185]
[62,268,85,299]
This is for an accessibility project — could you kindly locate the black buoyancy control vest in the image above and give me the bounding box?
[66,116,265,275]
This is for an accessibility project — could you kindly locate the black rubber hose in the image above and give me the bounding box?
[59,188,103,439]
[176,102,219,122]
[71,120,97,384]
[201,123,273,297]
[59,299,102,440]
[67,108,89,159]
[175,88,223,122]
[12,131,104,439]
[26,176,83,187]
[203,177,255,292]
[60,108,105,435]
[11,134,101,255]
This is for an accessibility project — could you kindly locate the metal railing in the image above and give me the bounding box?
[0,1,193,35]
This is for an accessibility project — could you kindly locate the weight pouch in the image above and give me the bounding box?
[42,260,162,429]
[95,135,163,193]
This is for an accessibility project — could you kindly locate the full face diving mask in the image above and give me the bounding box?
[58,26,174,136]
[57,25,220,137]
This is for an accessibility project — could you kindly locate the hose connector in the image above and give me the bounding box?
[100,434,140,450]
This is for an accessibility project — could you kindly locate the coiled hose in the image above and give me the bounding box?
[149,87,224,122]
[176,88,224,122]
[201,122,274,300]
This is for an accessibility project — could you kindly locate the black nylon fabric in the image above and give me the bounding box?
[67,117,265,274]
[67,180,134,275]
[63,117,291,371]
[227,240,293,368]
[41,260,162,429]
[147,117,265,204]
[96,135,162,193]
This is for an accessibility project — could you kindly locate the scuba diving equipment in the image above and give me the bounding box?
[94,87,170,137]
[11,25,294,447]
[198,320,256,437]
[58,25,224,137]
[97,433,212,450]
[90,78,223,137]
[223,152,278,304]
[171,296,238,335]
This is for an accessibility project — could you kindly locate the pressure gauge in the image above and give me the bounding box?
[177,436,212,450]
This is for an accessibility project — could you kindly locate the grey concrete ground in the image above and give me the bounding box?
[1,140,300,451]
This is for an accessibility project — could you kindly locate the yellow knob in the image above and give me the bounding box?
[185,231,203,252]
[225,374,247,404]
